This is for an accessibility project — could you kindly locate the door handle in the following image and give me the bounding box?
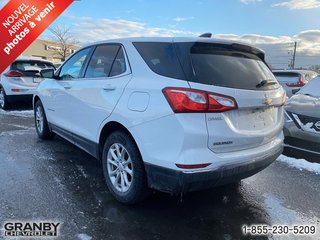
[61,83,72,89]
[103,85,116,91]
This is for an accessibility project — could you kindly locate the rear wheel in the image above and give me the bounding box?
[102,131,149,204]
[0,87,9,110]
[34,101,54,139]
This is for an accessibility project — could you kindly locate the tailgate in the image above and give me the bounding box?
[174,40,285,153]
[190,83,284,153]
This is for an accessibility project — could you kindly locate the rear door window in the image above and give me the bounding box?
[110,47,127,77]
[85,44,127,78]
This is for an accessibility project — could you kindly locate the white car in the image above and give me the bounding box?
[273,70,318,98]
[0,57,55,109]
[284,76,320,154]
[34,37,285,204]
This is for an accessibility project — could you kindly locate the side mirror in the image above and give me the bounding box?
[40,68,55,78]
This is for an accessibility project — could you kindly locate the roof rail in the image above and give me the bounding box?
[199,33,212,38]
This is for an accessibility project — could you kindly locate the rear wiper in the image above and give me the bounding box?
[256,79,277,88]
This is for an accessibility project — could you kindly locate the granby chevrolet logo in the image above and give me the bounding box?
[2,221,61,237]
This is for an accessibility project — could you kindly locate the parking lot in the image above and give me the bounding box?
[0,108,319,240]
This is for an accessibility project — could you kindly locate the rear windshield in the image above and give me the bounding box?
[273,72,299,78]
[273,72,299,83]
[187,42,277,90]
[134,42,278,90]
[11,61,55,77]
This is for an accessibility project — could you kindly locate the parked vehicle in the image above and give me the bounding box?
[0,57,55,109]
[284,76,320,155]
[34,37,285,204]
[273,70,318,98]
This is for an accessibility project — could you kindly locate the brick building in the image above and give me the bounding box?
[22,39,80,63]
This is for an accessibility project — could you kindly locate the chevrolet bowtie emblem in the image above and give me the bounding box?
[263,97,273,106]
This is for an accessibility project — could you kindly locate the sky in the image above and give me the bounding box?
[1,0,320,69]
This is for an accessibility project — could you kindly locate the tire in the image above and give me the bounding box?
[102,131,149,204]
[0,86,9,110]
[34,100,54,139]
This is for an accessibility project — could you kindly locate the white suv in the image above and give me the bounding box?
[34,37,285,204]
[0,57,55,109]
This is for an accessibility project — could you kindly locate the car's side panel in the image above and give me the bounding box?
[50,123,100,159]
[65,74,133,142]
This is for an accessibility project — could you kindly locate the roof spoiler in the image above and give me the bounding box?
[231,43,265,61]
[199,33,212,38]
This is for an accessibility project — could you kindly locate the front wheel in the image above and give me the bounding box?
[0,87,9,110]
[102,131,149,204]
[34,101,54,139]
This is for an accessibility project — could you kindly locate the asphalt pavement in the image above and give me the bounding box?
[0,109,319,240]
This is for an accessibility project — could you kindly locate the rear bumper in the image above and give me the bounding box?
[144,144,283,193]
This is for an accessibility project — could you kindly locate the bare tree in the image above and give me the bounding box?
[48,25,78,61]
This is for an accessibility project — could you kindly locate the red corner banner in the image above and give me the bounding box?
[0,0,74,73]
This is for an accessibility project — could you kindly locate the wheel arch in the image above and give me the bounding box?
[98,121,142,162]
[33,95,41,109]
[0,84,6,92]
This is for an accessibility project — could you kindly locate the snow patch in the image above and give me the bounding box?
[8,124,31,129]
[264,193,302,224]
[291,113,319,134]
[77,233,92,240]
[0,109,33,117]
[277,155,320,174]
[0,128,33,137]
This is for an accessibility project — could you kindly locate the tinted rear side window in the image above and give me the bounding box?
[186,42,277,90]
[133,42,186,80]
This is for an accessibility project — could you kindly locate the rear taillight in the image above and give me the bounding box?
[5,70,24,77]
[162,87,238,113]
[286,75,305,87]
[282,92,288,106]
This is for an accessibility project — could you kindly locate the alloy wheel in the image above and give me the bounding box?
[0,88,5,109]
[35,106,44,134]
[107,143,133,192]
